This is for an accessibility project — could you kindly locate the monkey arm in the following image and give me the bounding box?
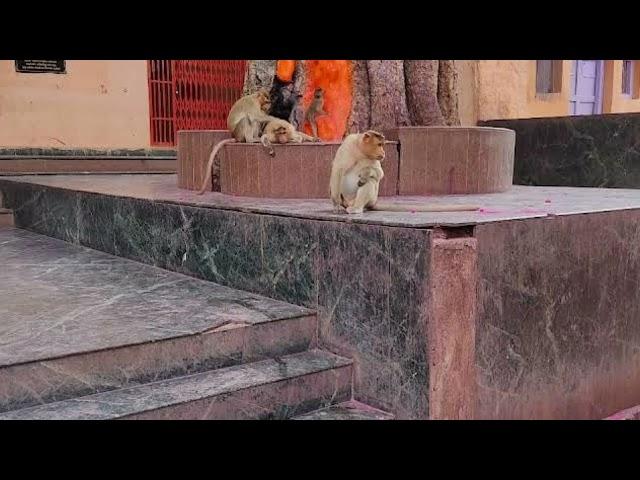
[260,134,275,156]
[296,131,318,142]
[347,182,378,214]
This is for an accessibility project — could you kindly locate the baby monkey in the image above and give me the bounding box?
[304,88,328,139]
[342,165,384,214]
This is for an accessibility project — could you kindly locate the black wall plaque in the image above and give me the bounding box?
[15,60,66,74]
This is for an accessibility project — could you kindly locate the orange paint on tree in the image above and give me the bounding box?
[276,60,296,82]
[302,60,352,141]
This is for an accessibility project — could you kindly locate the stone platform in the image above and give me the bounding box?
[2,174,640,419]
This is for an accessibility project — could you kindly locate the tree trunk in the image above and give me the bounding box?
[437,60,461,126]
[346,60,371,134]
[404,60,445,126]
[366,60,411,132]
[242,60,276,96]
[243,59,460,133]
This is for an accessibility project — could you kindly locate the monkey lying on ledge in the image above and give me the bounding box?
[329,130,479,214]
[260,118,318,157]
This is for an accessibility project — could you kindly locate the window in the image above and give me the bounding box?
[536,60,562,94]
[622,60,634,96]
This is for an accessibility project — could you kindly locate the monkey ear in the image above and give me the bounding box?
[363,132,371,142]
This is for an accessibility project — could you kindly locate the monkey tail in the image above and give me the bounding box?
[371,203,480,212]
[197,138,236,195]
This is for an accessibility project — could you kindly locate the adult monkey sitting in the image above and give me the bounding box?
[329,130,480,214]
[197,89,277,195]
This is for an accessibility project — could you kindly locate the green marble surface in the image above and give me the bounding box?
[481,113,640,188]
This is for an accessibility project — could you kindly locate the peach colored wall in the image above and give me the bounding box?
[603,60,640,113]
[472,60,640,122]
[0,60,151,149]
[475,60,571,121]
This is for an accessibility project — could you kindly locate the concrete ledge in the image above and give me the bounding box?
[177,130,231,191]
[389,126,515,195]
[0,158,176,174]
[220,141,399,199]
[177,130,399,197]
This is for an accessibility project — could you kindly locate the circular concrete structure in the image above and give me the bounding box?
[393,126,515,195]
[177,126,515,197]
[218,141,399,199]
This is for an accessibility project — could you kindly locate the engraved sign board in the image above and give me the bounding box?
[15,60,66,74]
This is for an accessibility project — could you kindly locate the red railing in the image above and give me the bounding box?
[147,60,247,147]
[147,60,175,146]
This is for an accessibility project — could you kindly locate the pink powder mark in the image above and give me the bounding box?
[410,209,416,214]
[604,404,640,420]
[544,199,552,204]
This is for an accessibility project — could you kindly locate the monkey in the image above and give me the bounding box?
[304,88,328,139]
[329,130,480,214]
[261,98,272,114]
[329,130,386,211]
[288,92,305,131]
[260,118,319,156]
[269,78,297,120]
[198,89,278,194]
[340,164,384,214]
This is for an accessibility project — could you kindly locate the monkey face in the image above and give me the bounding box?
[274,127,289,144]
[362,131,386,161]
[261,101,272,113]
[256,89,271,106]
[314,88,324,98]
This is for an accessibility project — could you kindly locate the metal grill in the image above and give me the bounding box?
[147,60,175,146]
[173,60,246,133]
[147,60,247,147]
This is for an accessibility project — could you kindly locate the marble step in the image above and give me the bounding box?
[293,400,395,420]
[0,208,13,227]
[0,350,353,420]
[0,227,317,413]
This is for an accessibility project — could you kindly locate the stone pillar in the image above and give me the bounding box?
[427,232,478,420]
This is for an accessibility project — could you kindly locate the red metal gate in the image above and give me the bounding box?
[148,60,175,146]
[147,60,247,147]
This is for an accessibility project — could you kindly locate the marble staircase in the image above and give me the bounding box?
[0,227,390,420]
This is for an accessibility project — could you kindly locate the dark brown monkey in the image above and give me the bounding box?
[288,92,305,131]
